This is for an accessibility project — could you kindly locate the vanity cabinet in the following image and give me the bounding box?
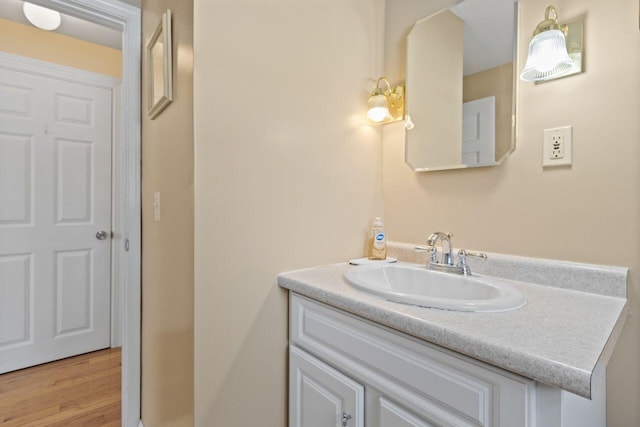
[289,294,533,426]
[288,293,605,427]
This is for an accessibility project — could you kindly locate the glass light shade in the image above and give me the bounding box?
[23,2,62,31]
[367,94,392,124]
[520,30,574,82]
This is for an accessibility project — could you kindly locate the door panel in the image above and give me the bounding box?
[0,254,32,348]
[0,83,32,117]
[54,93,94,126]
[0,65,112,374]
[0,134,33,225]
[55,138,94,223]
[54,249,92,336]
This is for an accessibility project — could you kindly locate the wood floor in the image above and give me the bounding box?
[0,348,121,426]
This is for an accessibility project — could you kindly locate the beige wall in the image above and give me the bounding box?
[141,1,194,426]
[382,0,640,424]
[0,18,121,78]
[193,0,384,424]
[463,62,514,161]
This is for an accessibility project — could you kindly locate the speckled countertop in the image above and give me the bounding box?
[278,243,628,399]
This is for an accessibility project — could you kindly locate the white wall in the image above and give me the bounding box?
[382,0,640,424]
[193,0,385,425]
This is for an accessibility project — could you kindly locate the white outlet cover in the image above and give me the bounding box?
[543,126,572,167]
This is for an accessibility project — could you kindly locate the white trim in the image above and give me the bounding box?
[26,1,142,426]
[111,84,123,348]
[0,51,124,348]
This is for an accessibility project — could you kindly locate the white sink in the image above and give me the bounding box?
[344,263,527,312]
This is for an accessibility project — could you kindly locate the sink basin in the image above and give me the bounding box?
[344,263,527,312]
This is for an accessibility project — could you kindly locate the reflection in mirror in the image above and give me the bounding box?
[405,0,518,172]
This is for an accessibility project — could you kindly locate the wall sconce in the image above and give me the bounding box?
[23,2,62,31]
[367,77,404,125]
[520,6,583,83]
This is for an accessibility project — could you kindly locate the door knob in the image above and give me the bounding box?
[96,230,108,240]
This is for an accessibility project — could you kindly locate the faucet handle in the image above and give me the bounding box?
[415,245,438,263]
[456,249,487,276]
[459,249,487,260]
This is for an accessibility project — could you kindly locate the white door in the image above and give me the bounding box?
[461,96,495,165]
[0,66,112,374]
[290,346,364,427]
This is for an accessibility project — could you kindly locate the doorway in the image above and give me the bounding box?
[0,1,141,425]
[0,53,118,374]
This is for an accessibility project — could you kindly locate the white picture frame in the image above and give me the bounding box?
[146,9,172,119]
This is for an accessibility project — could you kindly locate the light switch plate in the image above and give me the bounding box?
[543,126,572,167]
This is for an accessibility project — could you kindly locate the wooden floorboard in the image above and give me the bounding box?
[0,348,121,426]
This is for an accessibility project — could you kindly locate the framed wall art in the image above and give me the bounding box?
[146,9,172,119]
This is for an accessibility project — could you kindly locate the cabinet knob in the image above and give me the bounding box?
[342,412,352,426]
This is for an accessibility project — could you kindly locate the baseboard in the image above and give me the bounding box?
[138,421,144,427]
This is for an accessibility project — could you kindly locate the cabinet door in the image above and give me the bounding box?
[290,346,364,427]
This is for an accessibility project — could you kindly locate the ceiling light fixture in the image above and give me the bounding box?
[23,2,62,31]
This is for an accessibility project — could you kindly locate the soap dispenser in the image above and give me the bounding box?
[368,217,387,260]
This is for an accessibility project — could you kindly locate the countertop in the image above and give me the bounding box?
[278,250,628,399]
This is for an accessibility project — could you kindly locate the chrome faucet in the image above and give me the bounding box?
[416,231,487,276]
[426,232,454,265]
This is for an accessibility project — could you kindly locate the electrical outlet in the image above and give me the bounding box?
[543,126,572,167]
[551,134,564,159]
[153,192,161,221]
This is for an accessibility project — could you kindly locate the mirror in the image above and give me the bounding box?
[405,0,518,172]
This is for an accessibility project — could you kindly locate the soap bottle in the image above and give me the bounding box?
[368,217,387,260]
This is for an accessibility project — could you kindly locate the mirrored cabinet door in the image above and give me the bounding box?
[405,0,518,172]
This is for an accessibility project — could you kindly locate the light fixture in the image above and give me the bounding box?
[520,6,574,82]
[366,77,404,125]
[23,2,62,31]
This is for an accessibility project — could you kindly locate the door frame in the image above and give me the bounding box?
[25,1,142,426]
